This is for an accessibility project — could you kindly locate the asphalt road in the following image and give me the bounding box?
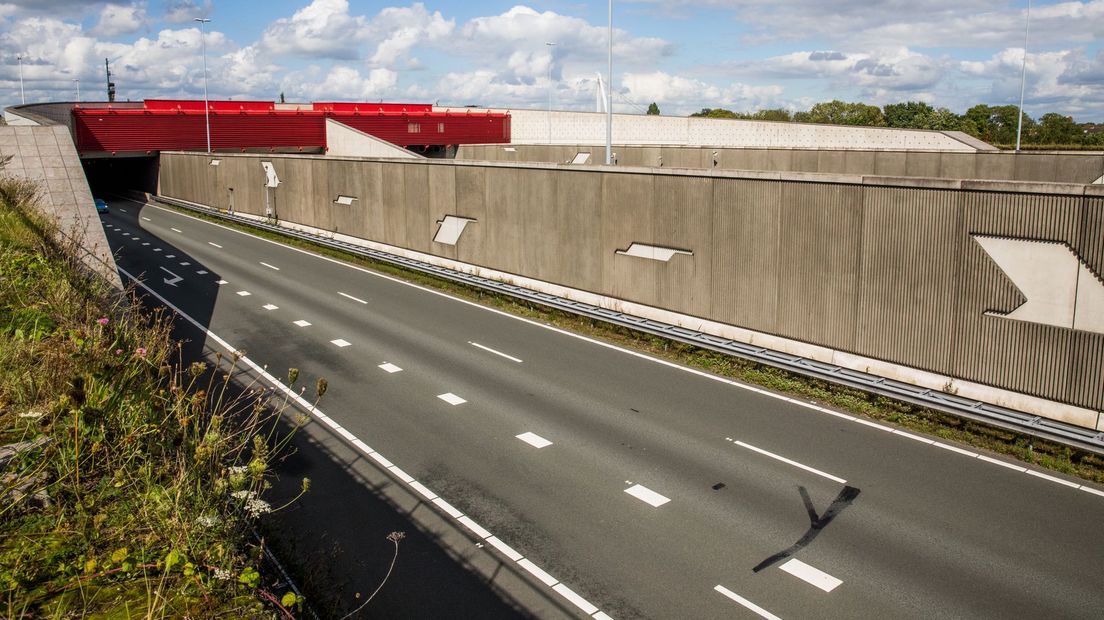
[100,198,1104,619]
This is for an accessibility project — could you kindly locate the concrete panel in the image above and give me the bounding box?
[904,152,941,178]
[551,171,603,292]
[272,158,314,226]
[974,153,1015,181]
[938,152,977,180]
[427,164,459,260]
[873,151,908,176]
[816,150,847,174]
[516,168,558,281]
[403,164,432,253]
[454,166,488,266]
[380,164,407,248]
[1013,154,1059,183]
[791,150,819,173]
[483,166,522,274]
[601,171,656,304]
[777,181,863,349]
[326,159,371,239]
[652,175,713,318]
[711,178,782,332]
[842,150,876,175]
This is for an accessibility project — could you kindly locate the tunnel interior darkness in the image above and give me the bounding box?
[81,155,160,196]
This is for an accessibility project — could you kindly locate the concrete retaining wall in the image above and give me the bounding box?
[457,144,1104,185]
[158,152,1104,428]
[0,125,120,289]
[437,108,985,151]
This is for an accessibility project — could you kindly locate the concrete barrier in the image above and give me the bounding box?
[158,151,1104,428]
[457,144,1104,185]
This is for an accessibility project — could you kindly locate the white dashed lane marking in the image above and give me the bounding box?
[624,484,670,507]
[196,270,208,275]
[469,341,523,363]
[732,439,847,484]
[208,242,222,248]
[338,291,368,304]
[260,262,280,271]
[171,227,182,233]
[780,558,842,592]
[142,242,150,246]
[153,248,162,252]
[263,304,278,310]
[216,279,228,285]
[331,339,351,348]
[378,362,402,373]
[119,208,127,213]
[293,320,311,327]
[141,217,151,221]
[166,254,176,258]
[516,432,552,449]
[180,262,190,266]
[236,291,251,297]
[437,392,467,406]
[714,585,781,620]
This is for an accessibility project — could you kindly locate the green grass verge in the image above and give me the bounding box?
[159,200,1104,485]
[0,179,311,617]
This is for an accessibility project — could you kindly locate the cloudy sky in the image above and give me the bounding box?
[2,1,1101,120]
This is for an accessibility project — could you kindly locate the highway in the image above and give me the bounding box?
[101,197,1104,619]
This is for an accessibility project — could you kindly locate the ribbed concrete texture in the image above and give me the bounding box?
[158,152,1104,426]
[457,144,1104,185]
[438,108,985,151]
[0,124,120,289]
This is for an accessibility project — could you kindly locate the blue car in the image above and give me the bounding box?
[94,198,108,214]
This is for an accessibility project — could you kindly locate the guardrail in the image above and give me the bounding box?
[151,195,1104,455]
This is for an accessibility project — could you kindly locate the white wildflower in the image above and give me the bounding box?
[196,515,220,527]
[228,465,248,475]
[231,490,255,500]
[213,567,232,580]
[244,497,272,518]
[18,411,44,419]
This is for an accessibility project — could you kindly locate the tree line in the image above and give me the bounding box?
[689,101,1103,148]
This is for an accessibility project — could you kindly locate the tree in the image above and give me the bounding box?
[750,108,792,122]
[690,108,744,119]
[883,101,935,128]
[646,102,660,115]
[963,104,1034,144]
[794,100,886,126]
[1034,113,1078,144]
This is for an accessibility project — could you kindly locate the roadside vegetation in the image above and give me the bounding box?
[0,171,312,617]
[692,100,1104,150]
[162,201,1104,486]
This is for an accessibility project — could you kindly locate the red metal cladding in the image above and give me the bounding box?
[72,103,510,154]
[313,102,432,113]
[144,99,276,111]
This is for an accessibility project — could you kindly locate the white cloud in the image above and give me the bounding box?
[620,71,785,114]
[283,65,398,100]
[163,0,212,24]
[260,0,367,59]
[91,3,146,38]
[366,4,453,66]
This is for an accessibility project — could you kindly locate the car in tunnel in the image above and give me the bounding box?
[94,198,108,214]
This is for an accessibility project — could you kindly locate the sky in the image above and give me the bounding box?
[1,1,1102,121]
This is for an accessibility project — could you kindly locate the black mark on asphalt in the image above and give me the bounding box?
[753,485,861,573]
[712,482,726,490]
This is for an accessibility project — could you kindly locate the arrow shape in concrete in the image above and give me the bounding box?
[973,235,1104,334]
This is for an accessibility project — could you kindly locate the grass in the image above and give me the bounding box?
[159,199,1104,485]
[0,173,314,617]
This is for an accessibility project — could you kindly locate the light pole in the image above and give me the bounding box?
[606,0,612,165]
[16,53,24,104]
[1014,0,1031,152]
[195,17,212,153]
[546,42,555,145]
[73,78,80,102]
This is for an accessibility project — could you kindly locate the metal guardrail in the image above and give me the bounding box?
[152,196,1104,455]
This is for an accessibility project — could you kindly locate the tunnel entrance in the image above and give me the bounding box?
[81,155,160,196]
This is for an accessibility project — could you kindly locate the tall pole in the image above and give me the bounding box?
[605,0,612,165]
[74,78,79,102]
[546,42,556,145]
[1015,0,1031,152]
[195,17,212,154]
[16,54,24,104]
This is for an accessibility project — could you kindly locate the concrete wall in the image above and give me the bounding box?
[158,152,1104,428]
[457,144,1104,185]
[0,125,120,288]
[437,108,986,151]
[325,118,421,159]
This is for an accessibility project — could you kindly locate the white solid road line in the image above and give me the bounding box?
[139,199,1104,500]
[624,484,670,507]
[331,339,351,348]
[260,262,280,271]
[714,585,782,620]
[208,242,222,248]
[733,439,847,485]
[469,341,523,363]
[338,291,368,304]
[171,227,182,233]
[378,362,402,373]
[779,558,843,593]
[293,320,311,327]
[262,304,278,310]
[437,392,467,406]
[114,261,615,620]
[516,432,553,449]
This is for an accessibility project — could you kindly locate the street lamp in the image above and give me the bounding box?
[16,53,24,104]
[606,0,612,165]
[195,17,212,153]
[546,42,556,145]
[1014,0,1032,152]
[73,78,80,102]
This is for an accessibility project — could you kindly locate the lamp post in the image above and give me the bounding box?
[16,54,25,104]
[1014,0,1031,152]
[546,42,556,145]
[605,0,612,165]
[195,17,212,153]
[73,78,79,102]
